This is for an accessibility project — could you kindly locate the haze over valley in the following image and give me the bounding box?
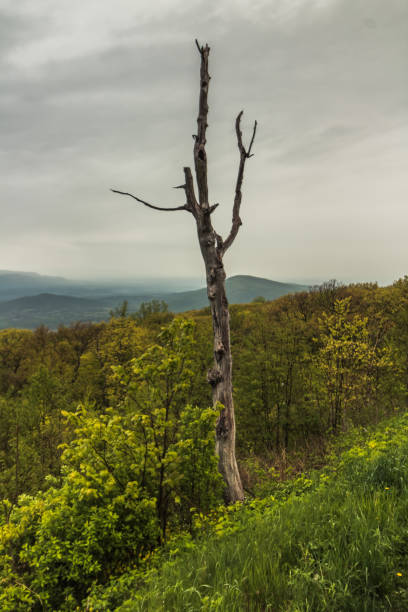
[0,270,309,329]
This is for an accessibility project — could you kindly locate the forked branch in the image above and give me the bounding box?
[221,112,258,255]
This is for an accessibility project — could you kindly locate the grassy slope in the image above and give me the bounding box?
[89,414,408,611]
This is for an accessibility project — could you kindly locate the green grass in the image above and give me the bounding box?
[87,415,408,611]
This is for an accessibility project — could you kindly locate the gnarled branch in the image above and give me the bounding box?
[221,112,257,255]
[111,189,188,212]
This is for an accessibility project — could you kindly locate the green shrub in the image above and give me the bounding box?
[90,414,408,611]
[0,319,222,610]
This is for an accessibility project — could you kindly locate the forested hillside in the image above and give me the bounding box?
[1,278,408,610]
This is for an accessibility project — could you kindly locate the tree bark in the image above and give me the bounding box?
[112,41,256,504]
[195,205,243,503]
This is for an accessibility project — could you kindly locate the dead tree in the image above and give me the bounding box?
[112,41,257,503]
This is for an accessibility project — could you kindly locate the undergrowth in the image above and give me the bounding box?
[86,413,408,611]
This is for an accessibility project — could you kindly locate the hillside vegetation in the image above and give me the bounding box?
[1,278,408,609]
[89,414,408,611]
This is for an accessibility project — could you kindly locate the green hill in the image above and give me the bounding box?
[0,293,108,329]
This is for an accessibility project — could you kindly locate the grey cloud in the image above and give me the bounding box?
[1,0,407,284]
[277,124,367,163]
[0,10,34,57]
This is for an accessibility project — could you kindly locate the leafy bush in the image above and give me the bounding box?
[88,414,408,611]
[0,319,222,610]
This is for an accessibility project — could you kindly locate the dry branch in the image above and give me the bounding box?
[221,113,258,254]
[110,189,188,212]
[194,40,210,208]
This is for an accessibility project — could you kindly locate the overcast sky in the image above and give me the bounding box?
[1,0,407,286]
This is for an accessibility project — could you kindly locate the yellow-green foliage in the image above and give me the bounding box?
[1,280,407,501]
[315,298,394,431]
[88,414,408,611]
[0,320,222,611]
[2,282,408,609]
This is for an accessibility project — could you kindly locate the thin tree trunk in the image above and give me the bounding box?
[15,422,19,501]
[276,403,281,450]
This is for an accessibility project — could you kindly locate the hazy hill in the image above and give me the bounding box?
[0,271,71,300]
[161,275,308,312]
[0,270,198,302]
[0,274,309,329]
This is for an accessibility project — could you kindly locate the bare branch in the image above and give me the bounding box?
[235,110,245,153]
[183,167,199,215]
[247,120,258,157]
[194,42,210,208]
[111,189,188,212]
[221,111,257,255]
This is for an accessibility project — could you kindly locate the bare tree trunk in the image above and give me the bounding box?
[112,41,256,503]
[196,211,243,502]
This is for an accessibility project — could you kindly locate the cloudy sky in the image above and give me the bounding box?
[1,0,407,286]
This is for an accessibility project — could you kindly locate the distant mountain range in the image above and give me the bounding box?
[0,270,197,301]
[0,271,309,330]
